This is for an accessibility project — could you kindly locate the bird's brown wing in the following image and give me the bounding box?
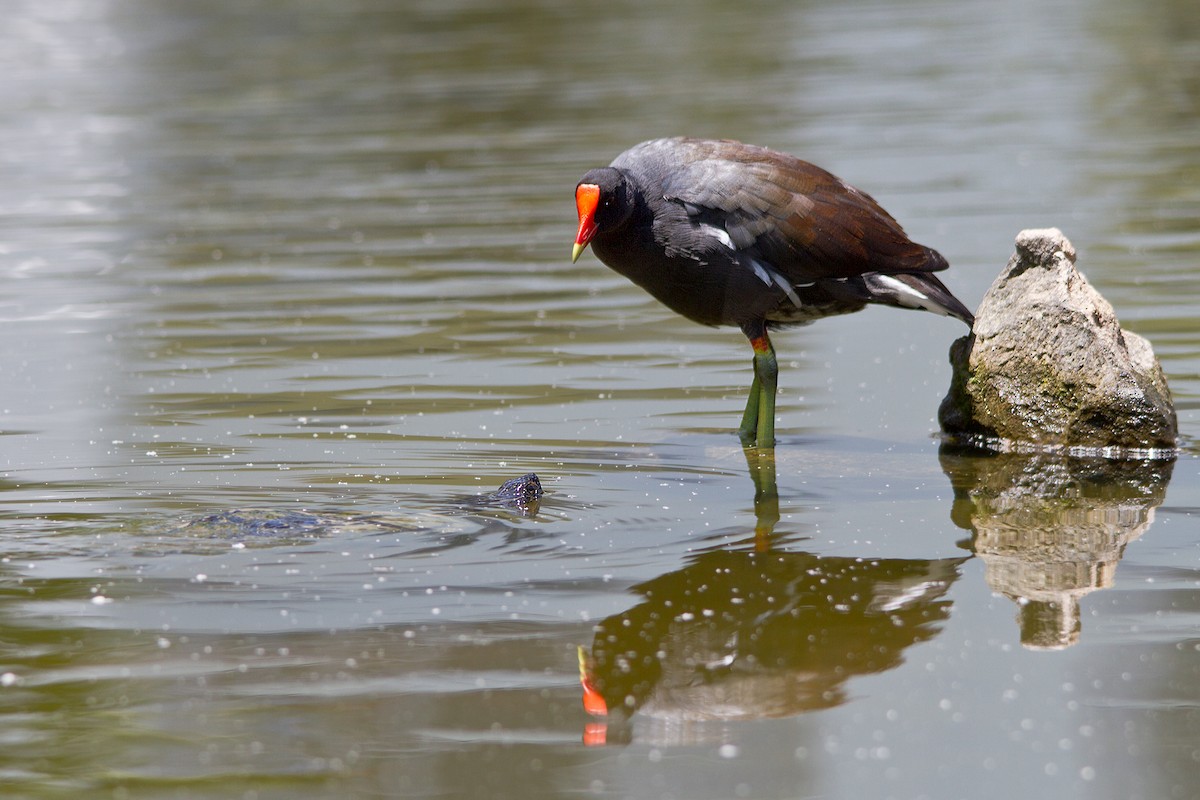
[654,139,947,282]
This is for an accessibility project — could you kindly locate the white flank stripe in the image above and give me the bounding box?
[747,257,802,307]
[772,271,803,308]
[699,223,735,250]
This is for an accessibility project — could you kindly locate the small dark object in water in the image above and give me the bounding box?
[487,472,542,512]
[180,474,545,541]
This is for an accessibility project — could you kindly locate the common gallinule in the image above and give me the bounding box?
[572,137,974,448]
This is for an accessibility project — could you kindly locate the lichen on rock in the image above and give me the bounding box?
[938,228,1177,457]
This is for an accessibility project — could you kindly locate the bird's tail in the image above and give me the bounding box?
[860,272,975,327]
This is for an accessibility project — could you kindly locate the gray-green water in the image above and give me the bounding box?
[2,0,1199,798]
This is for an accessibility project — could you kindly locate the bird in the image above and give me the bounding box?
[571,137,974,448]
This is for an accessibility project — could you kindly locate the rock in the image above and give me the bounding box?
[939,228,1177,456]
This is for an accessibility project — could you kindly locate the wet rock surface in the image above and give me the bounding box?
[939,228,1177,455]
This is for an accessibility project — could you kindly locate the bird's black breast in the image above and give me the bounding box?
[590,194,795,328]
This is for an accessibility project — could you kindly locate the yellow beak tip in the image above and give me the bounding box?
[571,242,586,263]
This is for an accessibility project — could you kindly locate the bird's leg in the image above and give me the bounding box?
[738,321,777,448]
[754,340,779,447]
[739,373,762,444]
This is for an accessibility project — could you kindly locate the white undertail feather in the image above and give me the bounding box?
[868,274,952,316]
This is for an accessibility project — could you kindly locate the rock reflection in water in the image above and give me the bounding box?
[580,543,964,745]
[940,446,1174,650]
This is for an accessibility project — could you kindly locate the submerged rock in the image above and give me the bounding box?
[939,228,1177,456]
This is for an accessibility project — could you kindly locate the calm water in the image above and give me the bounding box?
[3,0,1199,798]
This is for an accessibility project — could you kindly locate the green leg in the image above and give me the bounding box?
[738,322,778,448]
[738,372,762,444]
[754,343,778,448]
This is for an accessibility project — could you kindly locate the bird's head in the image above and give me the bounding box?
[572,167,634,263]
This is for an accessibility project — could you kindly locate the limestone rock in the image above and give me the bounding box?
[939,228,1177,456]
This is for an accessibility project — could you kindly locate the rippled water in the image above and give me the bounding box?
[2,0,1199,798]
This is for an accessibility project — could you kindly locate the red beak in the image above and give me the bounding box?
[572,183,601,263]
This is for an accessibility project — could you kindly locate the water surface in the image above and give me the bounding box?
[2,0,1199,798]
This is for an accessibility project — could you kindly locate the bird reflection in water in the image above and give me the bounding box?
[579,446,965,746]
